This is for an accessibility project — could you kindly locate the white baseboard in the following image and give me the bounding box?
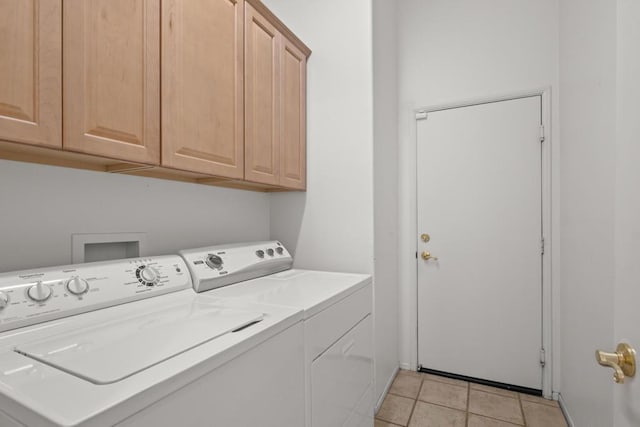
[374,365,400,414]
[399,361,411,370]
[558,393,575,427]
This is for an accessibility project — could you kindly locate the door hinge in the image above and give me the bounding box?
[541,237,545,255]
[540,348,546,367]
[416,111,428,120]
[415,251,418,259]
[539,125,545,143]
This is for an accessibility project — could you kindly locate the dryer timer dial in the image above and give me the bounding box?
[205,254,224,270]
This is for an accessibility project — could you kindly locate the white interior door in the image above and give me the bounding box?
[613,3,640,423]
[417,96,543,390]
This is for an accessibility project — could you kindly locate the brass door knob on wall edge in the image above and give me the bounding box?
[421,251,438,261]
[596,343,636,383]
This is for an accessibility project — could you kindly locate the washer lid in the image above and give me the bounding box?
[14,300,263,385]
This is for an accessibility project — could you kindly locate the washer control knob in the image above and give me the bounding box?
[0,292,9,309]
[205,254,223,270]
[28,282,52,302]
[276,247,284,255]
[139,267,157,283]
[136,265,159,286]
[266,248,274,257]
[66,277,89,295]
[256,250,265,258]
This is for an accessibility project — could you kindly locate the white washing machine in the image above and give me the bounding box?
[0,255,305,426]
[180,241,374,427]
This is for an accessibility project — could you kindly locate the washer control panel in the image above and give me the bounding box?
[0,255,191,333]
[180,241,293,293]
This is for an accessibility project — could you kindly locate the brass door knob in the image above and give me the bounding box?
[596,343,636,383]
[421,251,438,261]
[421,233,430,243]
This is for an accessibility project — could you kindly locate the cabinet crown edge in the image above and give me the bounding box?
[245,0,312,58]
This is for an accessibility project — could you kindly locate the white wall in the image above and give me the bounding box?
[396,0,560,389]
[265,0,374,275]
[372,0,399,406]
[558,0,616,425]
[265,0,390,404]
[0,160,270,272]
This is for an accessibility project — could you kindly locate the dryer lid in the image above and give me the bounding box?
[14,300,263,384]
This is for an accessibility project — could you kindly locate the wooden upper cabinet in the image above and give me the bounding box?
[279,38,307,190]
[0,0,61,148]
[63,0,160,165]
[0,0,308,191]
[162,0,244,178]
[244,3,279,185]
[244,0,309,189]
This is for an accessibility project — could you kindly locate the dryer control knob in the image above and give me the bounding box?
[66,277,89,295]
[0,292,9,309]
[205,254,223,270]
[28,282,52,302]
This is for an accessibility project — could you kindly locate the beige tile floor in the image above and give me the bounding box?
[375,370,568,427]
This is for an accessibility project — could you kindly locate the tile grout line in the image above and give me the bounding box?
[467,413,524,426]
[421,376,468,388]
[518,392,527,426]
[376,372,417,426]
[412,375,472,421]
[387,391,419,399]
[374,418,404,427]
[466,389,527,426]
[404,377,423,426]
[465,382,470,427]
[416,398,470,413]
[469,384,521,399]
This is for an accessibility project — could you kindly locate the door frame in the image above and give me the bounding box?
[404,88,554,398]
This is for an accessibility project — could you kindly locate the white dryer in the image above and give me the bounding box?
[180,241,374,427]
[0,255,305,426]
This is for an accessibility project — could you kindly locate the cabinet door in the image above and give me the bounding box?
[162,0,244,178]
[0,0,61,148]
[244,3,279,186]
[64,0,160,164]
[279,38,307,190]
